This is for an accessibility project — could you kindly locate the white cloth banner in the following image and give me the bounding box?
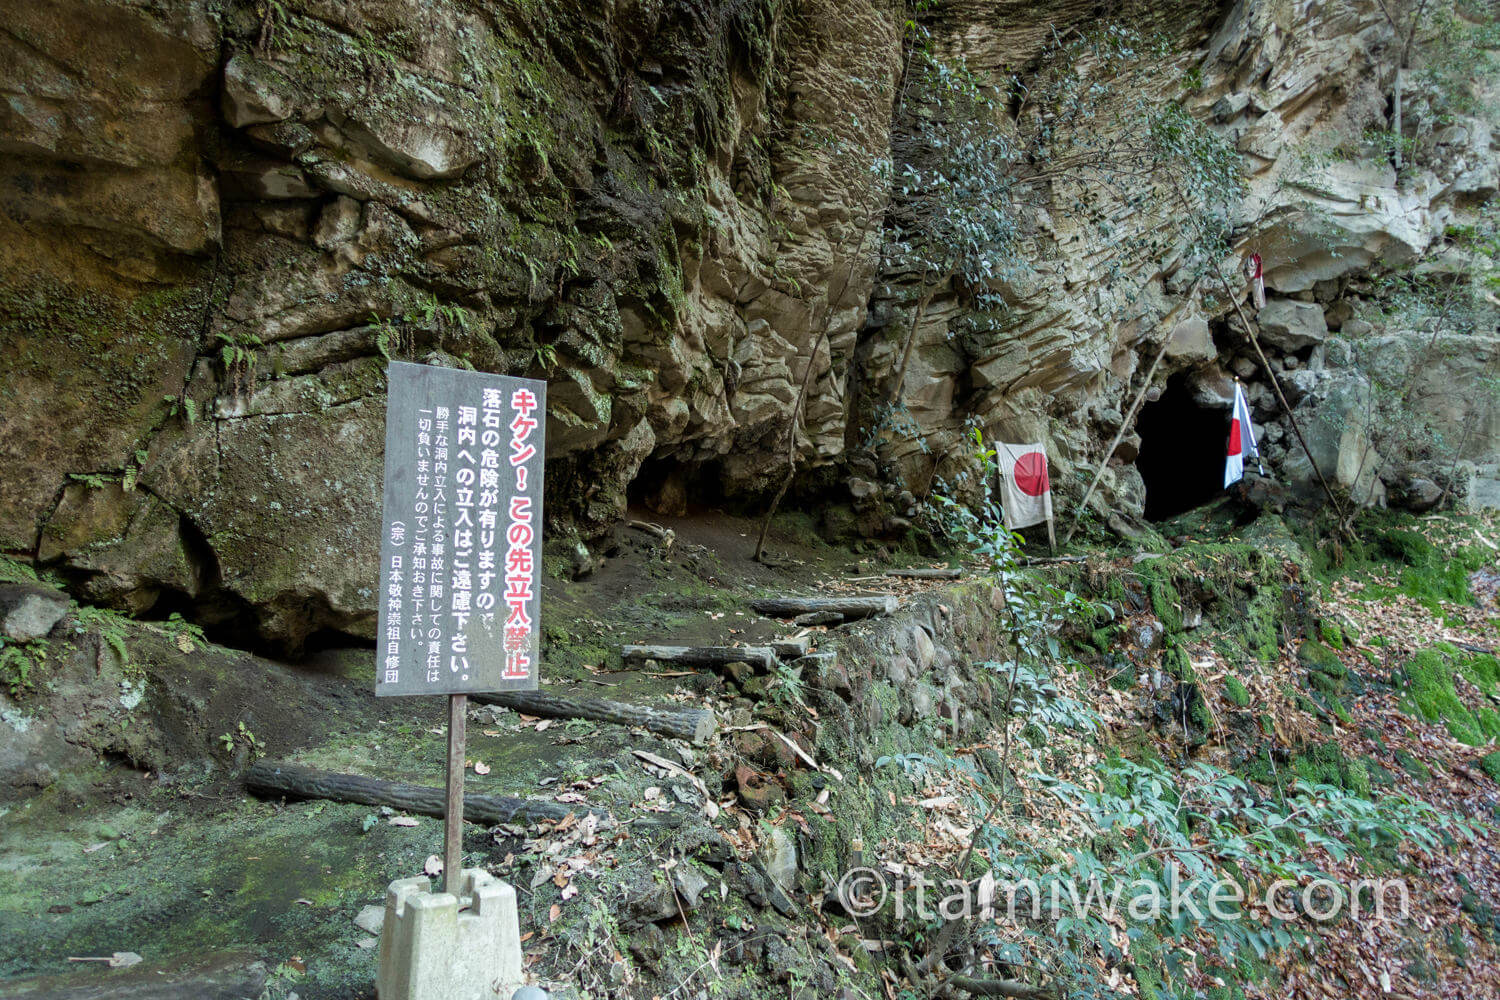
[1223,381,1263,488]
[997,442,1053,531]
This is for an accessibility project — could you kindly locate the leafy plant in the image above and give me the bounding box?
[216,332,262,402]
[162,394,198,425]
[0,639,45,695]
[219,721,264,759]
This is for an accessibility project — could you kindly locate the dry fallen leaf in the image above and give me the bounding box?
[548,903,561,922]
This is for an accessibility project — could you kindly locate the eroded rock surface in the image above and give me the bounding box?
[2,0,1496,643]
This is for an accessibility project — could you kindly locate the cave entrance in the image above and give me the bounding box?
[1137,374,1230,521]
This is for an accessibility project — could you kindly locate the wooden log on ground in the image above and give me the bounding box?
[626,520,674,544]
[246,761,608,825]
[751,596,898,620]
[885,567,962,580]
[472,688,716,744]
[947,975,1055,1000]
[621,644,776,672]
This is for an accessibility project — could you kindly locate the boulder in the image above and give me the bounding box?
[222,53,296,128]
[0,584,69,641]
[756,825,798,893]
[1255,300,1328,351]
[1163,315,1215,363]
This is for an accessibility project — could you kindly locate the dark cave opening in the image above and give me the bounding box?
[1137,374,1232,521]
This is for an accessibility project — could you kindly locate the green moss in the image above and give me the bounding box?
[1225,675,1251,707]
[1086,625,1118,652]
[1394,747,1432,781]
[1232,589,1283,664]
[1481,752,1500,783]
[1298,640,1346,678]
[1460,652,1500,692]
[1162,645,1193,681]
[1403,646,1500,746]
[1288,741,1370,796]
[1148,578,1183,633]
[1376,528,1437,565]
[1107,657,1137,692]
[1319,619,1345,650]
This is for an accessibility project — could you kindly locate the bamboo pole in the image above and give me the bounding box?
[1063,333,1174,544]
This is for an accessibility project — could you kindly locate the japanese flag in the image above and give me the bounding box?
[1224,381,1263,488]
[997,442,1053,531]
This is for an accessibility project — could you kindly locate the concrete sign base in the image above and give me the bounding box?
[376,869,523,1000]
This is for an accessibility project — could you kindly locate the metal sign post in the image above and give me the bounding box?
[374,361,545,893]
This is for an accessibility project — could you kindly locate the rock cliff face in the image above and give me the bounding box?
[2,0,1497,645]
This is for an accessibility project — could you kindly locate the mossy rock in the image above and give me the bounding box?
[1394,748,1432,782]
[1290,741,1369,796]
[1148,577,1183,633]
[1162,644,1193,681]
[1239,589,1285,664]
[1298,640,1347,678]
[1318,619,1345,650]
[1225,675,1251,708]
[1086,624,1118,652]
[1107,655,1137,692]
[1403,646,1500,746]
[1307,670,1345,698]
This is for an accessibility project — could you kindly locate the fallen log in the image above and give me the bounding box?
[246,761,609,826]
[947,975,1056,1000]
[885,567,962,580]
[751,596,898,620]
[471,688,716,744]
[626,520,674,544]
[622,644,776,672]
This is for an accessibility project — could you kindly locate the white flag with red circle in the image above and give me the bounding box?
[997,442,1053,531]
[1224,381,1262,488]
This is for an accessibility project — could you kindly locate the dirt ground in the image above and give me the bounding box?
[0,508,954,998]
